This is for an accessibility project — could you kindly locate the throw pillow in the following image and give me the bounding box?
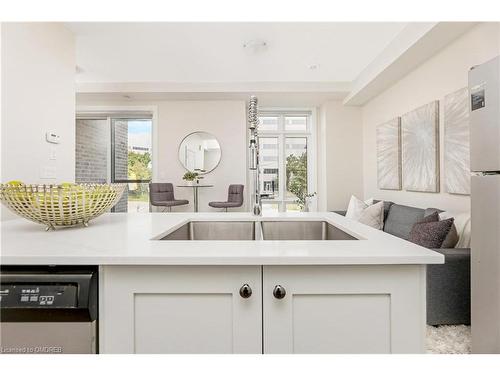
[415,212,458,248]
[427,210,459,248]
[439,211,470,248]
[345,195,373,220]
[358,201,384,230]
[441,224,459,248]
[409,217,455,249]
[456,215,471,248]
[364,197,374,205]
[420,211,439,223]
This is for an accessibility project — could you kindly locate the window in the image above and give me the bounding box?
[257,111,315,212]
[285,137,307,201]
[259,116,279,131]
[285,116,307,132]
[111,118,152,213]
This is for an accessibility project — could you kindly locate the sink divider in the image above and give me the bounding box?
[254,220,263,241]
[189,221,194,240]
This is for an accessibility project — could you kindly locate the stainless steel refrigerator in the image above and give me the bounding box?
[469,55,500,353]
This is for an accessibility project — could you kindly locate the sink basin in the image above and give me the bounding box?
[160,221,256,240]
[260,221,356,241]
[159,220,357,241]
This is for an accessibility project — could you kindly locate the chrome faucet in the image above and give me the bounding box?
[248,96,261,216]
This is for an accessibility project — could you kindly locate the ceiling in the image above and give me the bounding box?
[67,22,407,84]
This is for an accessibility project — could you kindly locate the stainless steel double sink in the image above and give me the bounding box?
[159,221,357,241]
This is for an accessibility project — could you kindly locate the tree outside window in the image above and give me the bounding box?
[128,151,151,202]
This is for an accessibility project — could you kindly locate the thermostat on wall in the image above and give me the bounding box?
[46,131,60,144]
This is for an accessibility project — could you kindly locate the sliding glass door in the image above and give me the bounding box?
[111,118,152,213]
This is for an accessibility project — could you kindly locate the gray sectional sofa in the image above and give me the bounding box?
[335,201,471,326]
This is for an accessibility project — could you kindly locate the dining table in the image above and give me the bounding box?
[176,184,214,212]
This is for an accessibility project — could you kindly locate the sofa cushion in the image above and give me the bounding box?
[358,201,384,230]
[374,200,394,222]
[424,207,443,217]
[425,208,460,248]
[441,223,459,248]
[420,211,440,223]
[383,204,425,240]
[440,211,469,248]
[409,217,455,249]
[345,195,373,220]
[410,211,459,248]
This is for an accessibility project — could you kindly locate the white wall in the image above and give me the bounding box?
[362,22,500,213]
[1,23,76,219]
[318,100,363,211]
[156,101,247,212]
[77,99,248,212]
[1,23,75,183]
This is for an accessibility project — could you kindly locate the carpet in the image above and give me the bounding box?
[426,325,471,354]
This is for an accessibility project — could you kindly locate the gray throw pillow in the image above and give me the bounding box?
[420,211,439,223]
[409,216,455,249]
[441,224,459,248]
[412,211,458,248]
[424,209,459,248]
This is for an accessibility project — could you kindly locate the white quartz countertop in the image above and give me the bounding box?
[0,212,444,266]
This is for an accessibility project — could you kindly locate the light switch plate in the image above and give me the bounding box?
[40,166,57,179]
[49,147,57,160]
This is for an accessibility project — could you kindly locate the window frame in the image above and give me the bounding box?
[258,110,316,213]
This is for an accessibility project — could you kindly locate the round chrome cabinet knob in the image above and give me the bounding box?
[273,285,286,299]
[239,284,252,298]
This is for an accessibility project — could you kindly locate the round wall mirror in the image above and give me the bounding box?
[178,132,221,174]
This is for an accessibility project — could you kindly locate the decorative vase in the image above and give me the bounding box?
[302,197,314,212]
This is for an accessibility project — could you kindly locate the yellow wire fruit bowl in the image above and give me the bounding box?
[0,183,126,230]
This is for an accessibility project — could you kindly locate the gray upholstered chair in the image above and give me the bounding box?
[149,183,189,212]
[208,184,244,212]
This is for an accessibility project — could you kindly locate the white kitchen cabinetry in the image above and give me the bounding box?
[263,265,426,354]
[100,266,262,354]
[100,265,426,354]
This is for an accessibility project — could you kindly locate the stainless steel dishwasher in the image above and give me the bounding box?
[0,266,98,354]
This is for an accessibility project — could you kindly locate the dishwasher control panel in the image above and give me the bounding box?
[0,284,78,308]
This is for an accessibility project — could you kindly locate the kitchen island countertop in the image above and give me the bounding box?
[0,212,444,266]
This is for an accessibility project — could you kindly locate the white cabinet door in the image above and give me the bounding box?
[100,266,262,354]
[263,265,426,354]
